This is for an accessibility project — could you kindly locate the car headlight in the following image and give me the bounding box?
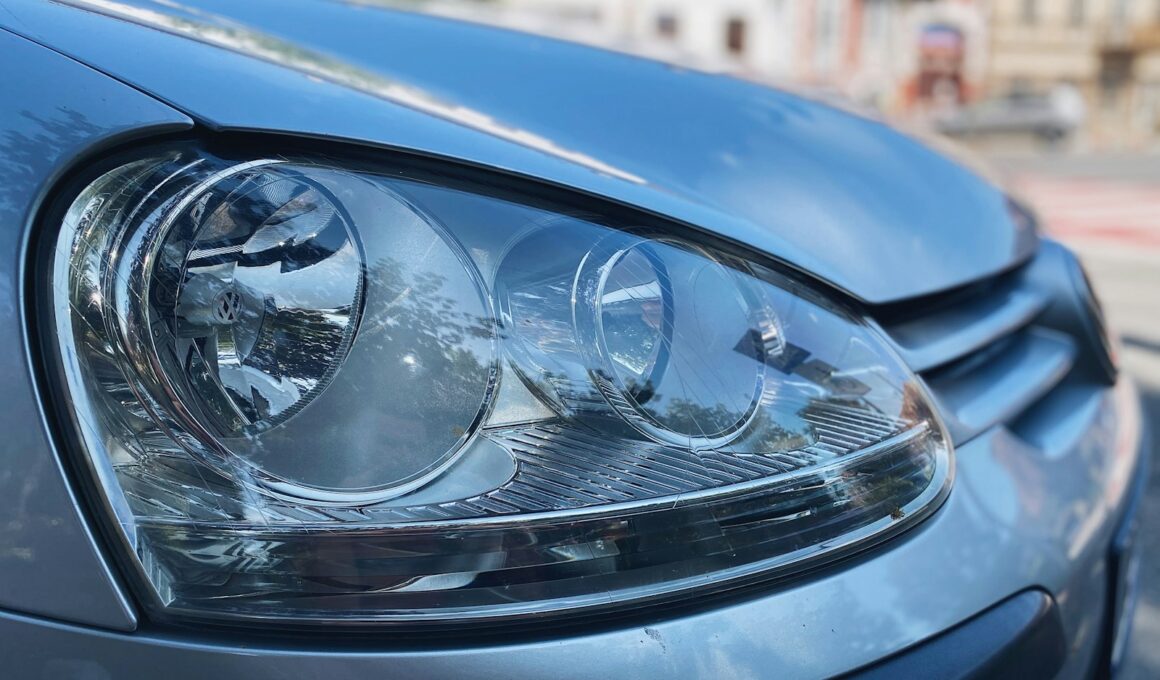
[48,145,952,625]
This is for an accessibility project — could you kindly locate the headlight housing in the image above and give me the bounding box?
[49,145,951,626]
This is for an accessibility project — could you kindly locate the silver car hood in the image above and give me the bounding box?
[1,0,1037,303]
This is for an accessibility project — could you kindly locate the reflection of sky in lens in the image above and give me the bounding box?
[233,239,362,310]
[601,249,663,387]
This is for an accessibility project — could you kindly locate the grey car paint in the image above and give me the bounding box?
[0,1,1147,678]
[0,28,192,630]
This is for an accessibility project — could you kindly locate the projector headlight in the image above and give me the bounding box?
[49,146,951,625]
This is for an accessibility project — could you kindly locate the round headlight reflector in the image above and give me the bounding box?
[84,159,499,503]
[579,240,773,449]
[162,167,365,438]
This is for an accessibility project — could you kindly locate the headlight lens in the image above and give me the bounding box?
[50,146,951,625]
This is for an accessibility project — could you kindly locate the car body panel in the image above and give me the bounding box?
[0,27,194,631]
[0,379,1144,678]
[0,0,1037,304]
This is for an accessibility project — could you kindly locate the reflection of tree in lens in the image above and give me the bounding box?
[257,255,495,491]
[645,397,813,453]
[359,259,493,415]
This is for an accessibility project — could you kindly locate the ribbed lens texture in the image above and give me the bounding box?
[54,149,952,625]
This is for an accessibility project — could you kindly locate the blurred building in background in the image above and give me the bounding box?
[488,0,990,115]
[430,0,1160,148]
[987,0,1160,147]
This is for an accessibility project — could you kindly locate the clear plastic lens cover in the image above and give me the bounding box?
[51,147,952,624]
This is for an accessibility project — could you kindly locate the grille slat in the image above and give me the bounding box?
[876,252,1081,445]
[881,280,1050,373]
[925,328,1076,442]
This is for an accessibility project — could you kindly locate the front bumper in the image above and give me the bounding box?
[854,380,1150,680]
[0,378,1147,679]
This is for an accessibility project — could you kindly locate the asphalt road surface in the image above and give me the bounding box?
[992,152,1160,679]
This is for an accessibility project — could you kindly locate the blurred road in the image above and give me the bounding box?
[992,153,1160,679]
